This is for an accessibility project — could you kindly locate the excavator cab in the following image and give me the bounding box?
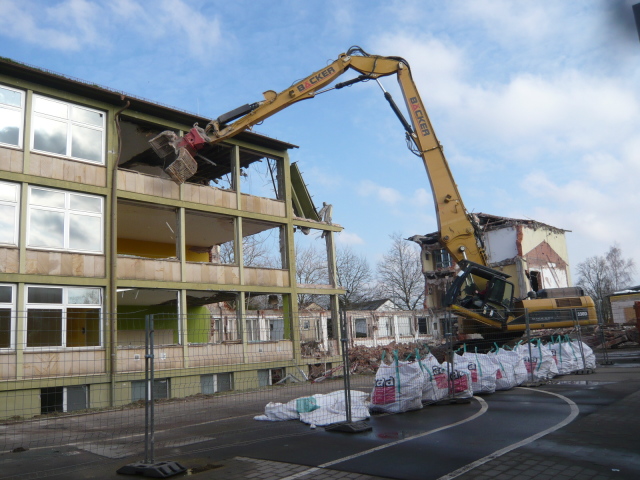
[445,260,515,326]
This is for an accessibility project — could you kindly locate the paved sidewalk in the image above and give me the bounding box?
[194,456,395,480]
[450,386,640,480]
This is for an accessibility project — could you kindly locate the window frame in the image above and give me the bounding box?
[30,94,106,165]
[434,249,453,269]
[27,185,104,254]
[0,283,16,350]
[0,180,20,247]
[25,284,103,350]
[0,84,25,149]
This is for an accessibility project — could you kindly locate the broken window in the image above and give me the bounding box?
[243,293,291,342]
[258,368,284,386]
[417,316,428,334]
[294,227,331,305]
[28,186,103,253]
[242,219,286,269]
[434,249,452,269]
[26,285,102,348]
[117,200,177,260]
[185,291,240,344]
[0,180,19,246]
[32,95,105,164]
[118,117,176,180]
[185,210,235,264]
[0,84,24,148]
[240,151,283,200]
[119,117,241,189]
[116,288,181,346]
[528,270,541,292]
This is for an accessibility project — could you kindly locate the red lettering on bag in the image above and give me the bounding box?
[373,386,396,404]
[435,373,448,389]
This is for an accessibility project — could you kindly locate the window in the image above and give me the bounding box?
[0,181,19,246]
[31,95,105,164]
[26,285,102,348]
[247,316,262,342]
[377,317,392,337]
[396,316,412,336]
[434,249,452,269]
[0,284,15,349]
[258,368,284,387]
[0,85,24,148]
[354,318,368,338]
[41,385,89,414]
[201,373,233,394]
[131,379,169,402]
[28,186,103,253]
[417,317,428,334]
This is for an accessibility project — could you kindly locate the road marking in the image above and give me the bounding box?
[434,387,579,480]
[278,397,489,480]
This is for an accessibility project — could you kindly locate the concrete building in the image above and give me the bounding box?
[0,58,344,418]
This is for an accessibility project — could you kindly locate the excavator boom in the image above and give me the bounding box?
[149,46,597,332]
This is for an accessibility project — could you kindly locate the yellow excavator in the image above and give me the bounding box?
[149,46,597,333]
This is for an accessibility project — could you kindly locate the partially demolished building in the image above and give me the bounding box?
[0,58,343,417]
[412,213,577,329]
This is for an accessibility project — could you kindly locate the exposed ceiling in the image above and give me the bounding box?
[118,200,280,247]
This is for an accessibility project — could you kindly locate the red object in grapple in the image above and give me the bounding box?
[178,126,209,156]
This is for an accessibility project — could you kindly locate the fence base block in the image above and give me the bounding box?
[116,461,187,478]
[573,368,595,375]
[325,421,372,433]
[521,381,543,387]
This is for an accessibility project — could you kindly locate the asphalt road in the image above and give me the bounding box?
[1,357,639,480]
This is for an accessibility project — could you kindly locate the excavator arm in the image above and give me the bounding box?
[149,46,596,332]
[150,47,486,266]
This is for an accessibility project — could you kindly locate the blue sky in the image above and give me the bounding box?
[1,0,639,283]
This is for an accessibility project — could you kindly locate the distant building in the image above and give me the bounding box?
[411,213,577,332]
[609,286,640,324]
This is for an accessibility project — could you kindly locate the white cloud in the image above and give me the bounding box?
[336,231,364,245]
[0,0,87,50]
[463,0,560,43]
[0,0,223,59]
[357,180,402,205]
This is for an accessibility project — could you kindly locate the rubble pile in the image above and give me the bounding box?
[581,324,639,349]
[347,342,447,375]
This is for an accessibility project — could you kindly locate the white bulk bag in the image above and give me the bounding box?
[370,351,424,414]
[419,353,450,404]
[514,340,558,381]
[548,336,579,374]
[489,348,528,390]
[454,349,498,394]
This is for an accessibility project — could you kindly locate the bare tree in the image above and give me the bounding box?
[377,232,425,310]
[219,234,278,268]
[335,245,374,308]
[295,243,328,306]
[606,244,636,291]
[577,243,636,322]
